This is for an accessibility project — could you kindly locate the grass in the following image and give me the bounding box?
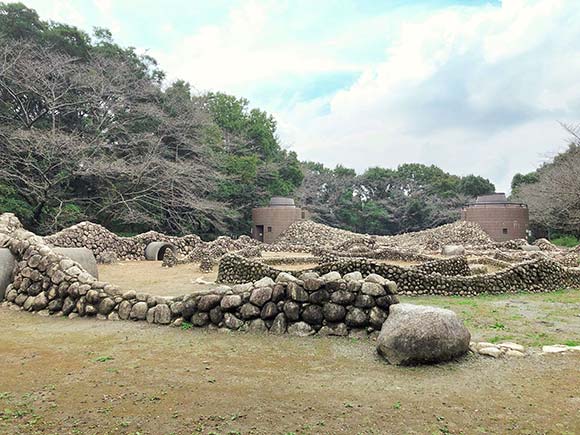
[403,288,580,347]
[550,235,579,248]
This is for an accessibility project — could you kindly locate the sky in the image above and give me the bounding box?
[15,0,580,192]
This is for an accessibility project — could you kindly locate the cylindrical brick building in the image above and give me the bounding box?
[251,197,308,244]
[461,193,529,241]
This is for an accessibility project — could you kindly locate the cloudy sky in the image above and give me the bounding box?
[18,0,580,191]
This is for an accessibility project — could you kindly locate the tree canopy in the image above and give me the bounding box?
[0,2,496,237]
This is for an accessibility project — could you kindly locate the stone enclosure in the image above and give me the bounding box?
[1,212,579,346]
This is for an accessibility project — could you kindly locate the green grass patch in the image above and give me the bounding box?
[550,235,579,248]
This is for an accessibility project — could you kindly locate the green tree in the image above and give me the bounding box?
[458,175,495,197]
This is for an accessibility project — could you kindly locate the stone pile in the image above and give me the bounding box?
[533,238,561,252]
[410,257,471,277]
[45,221,264,264]
[45,222,204,261]
[198,254,214,273]
[180,271,399,337]
[275,220,495,252]
[495,239,528,250]
[162,249,178,268]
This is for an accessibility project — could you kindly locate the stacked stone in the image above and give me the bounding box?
[1,214,401,338]
[275,220,494,251]
[235,246,263,258]
[0,213,23,235]
[3,228,123,320]
[162,249,178,268]
[199,254,214,273]
[496,239,528,250]
[218,254,283,283]
[96,251,118,264]
[533,238,560,252]
[467,256,511,269]
[261,244,313,253]
[218,254,580,296]
[182,271,399,337]
[410,257,471,277]
[261,256,318,266]
[44,222,205,261]
[314,246,436,263]
[44,221,263,263]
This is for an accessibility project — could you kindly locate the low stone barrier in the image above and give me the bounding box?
[44,222,260,262]
[311,246,436,263]
[218,254,580,296]
[1,213,398,338]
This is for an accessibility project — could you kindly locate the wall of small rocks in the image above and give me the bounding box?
[312,246,436,263]
[1,213,398,338]
[44,222,260,262]
[410,257,471,276]
[218,254,580,296]
[218,254,471,284]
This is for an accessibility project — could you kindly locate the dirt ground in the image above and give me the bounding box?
[98,257,422,297]
[99,261,220,296]
[1,290,580,435]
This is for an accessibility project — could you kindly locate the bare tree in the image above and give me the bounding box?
[515,125,580,236]
[0,37,226,234]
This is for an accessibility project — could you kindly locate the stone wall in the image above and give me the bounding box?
[218,254,580,296]
[44,222,260,262]
[312,246,436,263]
[1,213,398,338]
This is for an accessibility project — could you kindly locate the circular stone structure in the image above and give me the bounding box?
[0,248,16,301]
[144,242,177,261]
[53,248,99,279]
[461,193,529,242]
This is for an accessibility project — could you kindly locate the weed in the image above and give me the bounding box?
[564,339,579,347]
[94,356,114,363]
[181,321,193,331]
[393,401,401,410]
[490,322,505,330]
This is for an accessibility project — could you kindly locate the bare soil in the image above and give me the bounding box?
[99,261,220,296]
[1,290,580,435]
[98,257,421,298]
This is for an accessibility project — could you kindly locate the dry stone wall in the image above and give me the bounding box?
[218,254,580,296]
[1,213,398,338]
[45,222,260,262]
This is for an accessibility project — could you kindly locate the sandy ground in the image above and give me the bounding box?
[1,290,580,435]
[99,261,220,296]
[98,258,422,297]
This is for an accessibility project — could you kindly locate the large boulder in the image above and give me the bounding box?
[376,304,470,366]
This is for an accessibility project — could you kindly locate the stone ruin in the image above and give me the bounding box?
[2,212,580,365]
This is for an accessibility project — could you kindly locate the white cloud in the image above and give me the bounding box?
[19,0,580,192]
[277,0,580,192]
[152,1,363,95]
